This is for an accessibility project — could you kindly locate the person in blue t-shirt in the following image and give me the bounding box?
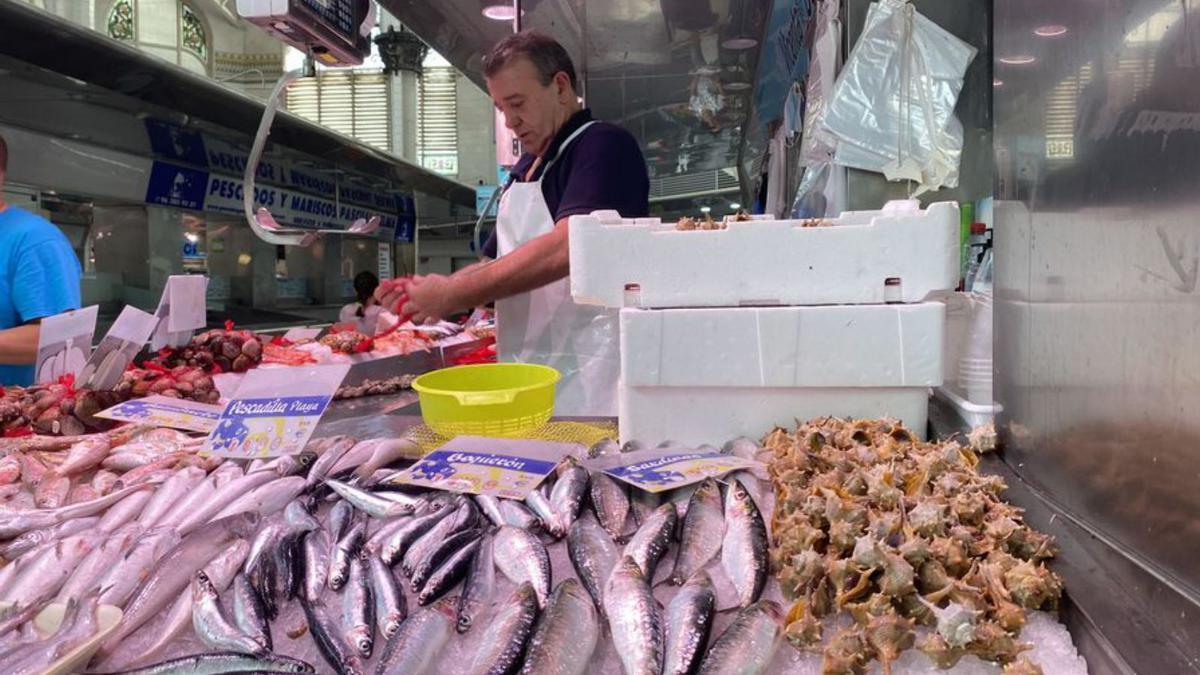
[0,135,83,385]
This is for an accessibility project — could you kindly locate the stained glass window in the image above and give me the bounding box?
[106,0,134,41]
[181,4,207,61]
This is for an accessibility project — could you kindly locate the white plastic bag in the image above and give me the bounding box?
[814,0,976,196]
[791,0,845,218]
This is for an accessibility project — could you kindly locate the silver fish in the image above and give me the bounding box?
[721,479,769,608]
[328,499,355,543]
[695,600,784,675]
[589,470,630,542]
[354,438,420,479]
[100,651,315,674]
[370,501,454,566]
[342,555,375,659]
[494,525,552,609]
[371,595,456,675]
[630,488,661,527]
[301,529,331,602]
[157,462,243,529]
[622,440,648,453]
[367,552,407,639]
[722,437,761,460]
[499,498,542,531]
[329,520,367,591]
[566,512,617,617]
[474,494,507,528]
[56,524,141,601]
[664,571,716,675]
[4,590,100,675]
[519,578,599,675]
[54,435,112,476]
[305,436,358,488]
[588,438,620,458]
[605,556,664,675]
[524,488,557,536]
[97,489,155,533]
[192,571,265,656]
[137,466,208,529]
[210,475,306,522]
[325,478,421,518]
[3,533,101,605]
[303,597,364,675]
[34,473,70,509]
[173,470,280,535]
[410,527,482,591]
[401,497,478,576]
[328,438,388,477]
[623,502,677,582]
[95,528,181,608]
[91,469,120,496]
[0,479,159,539]
[457,531,495,633]
[547,461,589,538]
[465,582,540,675]
[417,535,481,606]
[252,450,318,478]
[670,478,725,585]
[1,515,99,559]
[232,573,272,652]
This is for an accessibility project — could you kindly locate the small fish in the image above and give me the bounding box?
[90,469,120,496]
[66,483,97,504]
[417,535,481,606]
[367,552,407,639]
[695,600,784,675]
[546,460,589,538]
[401,497,478,577]
[371,596,456,675]
[210,475,307,522]
[465,582,540,675]
[457,531,495,633]
[157,462,243,529]
[105,652,315,674]
[670,478,725,585]
[524,488,558,537]
[0,455,21,484]
[192,571,267,656]
[410,527,482,592]
[54,435,112,476]
[499,499,543,532]
[589,470,630,542]
[55,524,140,602]
[96,489,154,533]
[325,479,422,519]
[663,572,716,675]
[137,467,207,529]
[354,438,420,479]
[34,474,71,509]
[303,597,365,675]
[621,440,648,453]
[519,579,599,675]
[721,479,769,608]
[305,436,358,488]
[1,515,99,559]
[588,438,620,458]
[343,556,375,659]
[232,573,272,653]
[329,521,367,591]
[371,501,455,566]
[494,525,552,608]
[630,488,661,527]
[566,512,617,617]
[301,529,331,602]
[328,499,355,543]
[623,502,677,581]
[474,494,507,528]
[605,556,664,675]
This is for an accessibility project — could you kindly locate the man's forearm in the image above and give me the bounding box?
[449,222,570,310]
[0,324,40,365]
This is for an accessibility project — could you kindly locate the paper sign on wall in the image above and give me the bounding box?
[35,305,99,384]
[391,435,574,499]
[586,448,762,494]
[203,364,350,458]
[96,395,223,433]
[150,275,208,351]
[79,306,159,391]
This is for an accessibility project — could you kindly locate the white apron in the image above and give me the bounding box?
[495,121,620,416]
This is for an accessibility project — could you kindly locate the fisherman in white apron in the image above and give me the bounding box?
[376,32,650,416]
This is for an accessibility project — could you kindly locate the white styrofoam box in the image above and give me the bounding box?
[570,200,959,309]
[619,303,944,446]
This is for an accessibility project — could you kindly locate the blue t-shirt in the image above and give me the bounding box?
[0,205,82,385]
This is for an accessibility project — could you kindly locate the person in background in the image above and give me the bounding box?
[376,31,650,415]
[0,134,82,386]
[339,270,397,335]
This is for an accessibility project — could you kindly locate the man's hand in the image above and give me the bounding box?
[376,275,458,324]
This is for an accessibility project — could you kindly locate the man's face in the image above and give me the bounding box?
[487,57,571,158]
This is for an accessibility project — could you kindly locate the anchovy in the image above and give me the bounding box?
[417,535,481,606]
[401,497,478,576]
[630,488,661,527]
[367,551,407,639]
[232,574,272,652]
[370,501,454,566]
[546,461,589,538]
[55,524,141,602]
[465,582,540,675]
[606,556,664,675]
[101,651,315,674]
[174,470,280,535]
[192,571,265,656]
[519,578,599,675]
[210,475,307,522]
[301,529,331,603]
[499,498,542,532]
[97,527,182,608]
[623,502,677,582]
[474,494,507,528]
[457,531,495,633]
[305,436,358,488]
[329,521,367,591]
[1,515,99,559]
[671,478,725,585]
[328,499,355,543]
[721,479,769,608]
[325,478,421,518]
[589,470,630,543]
[343,555,375,658]
[371,596,456,675]
[494,525,552,609]
[566,512,618,617]
[695,600,784,675]
[663,571,716,675]
[303,597,365,675]
[410,527,482,591]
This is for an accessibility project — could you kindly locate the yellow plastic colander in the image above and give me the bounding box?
[411,363,561,438]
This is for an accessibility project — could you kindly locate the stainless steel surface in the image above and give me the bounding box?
[379,0,772,215]
[995,0,1200,670]
[0,0,474,207]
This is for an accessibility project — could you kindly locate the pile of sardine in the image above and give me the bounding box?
[0,430,788,674]
[766,417,1062,675]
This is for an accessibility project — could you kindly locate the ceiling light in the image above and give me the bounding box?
[722,37,758,50]
[1034,25,1068,37]
[993,79,1004,87]
[481,2,516,20]
[185,232,200,243]
[699,206,712,214]
[724,81,751,91]
[998,55,1037,65]
[730,202,741,209]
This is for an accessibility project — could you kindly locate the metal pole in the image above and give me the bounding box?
[513,0,521,32]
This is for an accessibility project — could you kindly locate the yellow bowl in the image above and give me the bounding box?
[412,363,560,438]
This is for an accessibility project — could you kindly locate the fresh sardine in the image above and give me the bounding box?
[328,499,355,543]
[465,582,540,675]
[325,478,421,518]
[303,598,364,675]
[342,556,375,658]
[722,480,768,608]
[494,525,552,608]
[474,494,507,528]
[1,515,99,559]
[695,600,784,675]
[232,573,272,652]
[630,489,661,527]
[329,521,367,591]
[371,596,456,675]
[369,501,454,566]
[401,497,478,576]
[671,478,725,585]
[589,470,630,542]
[417,534,481,606]
[664,571,716,675]
[623,502,677,581]
[524,488,557,536]
[457,531,495,633]
[192,571,266,656]
[546,460,589,538]
[606,556,665,675]
[499,498,542,531]
[566,512,617,616]
[519,579,599,675]
[98,651,315,674]
[301,529,330,602]
[367,552,407,639]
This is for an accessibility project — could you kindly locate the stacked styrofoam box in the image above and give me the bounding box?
[567,200,958,445]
